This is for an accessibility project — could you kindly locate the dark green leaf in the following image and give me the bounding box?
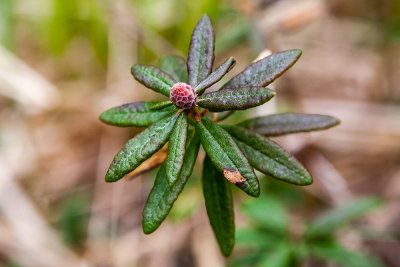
[197,87,275,112]
[306,197,381,238]
[202,155,235,257]
[238,113,340,136]
[105,114,179,182]
[187,14,215,88]
[256,243,292,267]
[195,118,260,197]
[142,134,200,234]
[131,64,176,97]
[165,113,188,186]
[223,125,312,185]
[159,55,188,83]
[99,101,172,127]
[310,242,383,267]
[241,196,288,235]
[195,56,236,95]
[149,100,174,111]
[223,49,302,89]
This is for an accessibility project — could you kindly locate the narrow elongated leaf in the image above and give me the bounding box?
[256,243,292,267]
[310,242,383,267]
[195,118,260,197]
[223,125,312,185]
[159,55,188,83]
[188,14,215,88]
[195,56,236,95]
[238,113,340,136]
[241,196,288,235]
[99,101,172,127]
[149,100,173,110]
[306,197,381,238]
[105,114,179,182]
[165,113,188,185]
[223,49,302,89]
[143,134,200,234]
[202,155,235,257]
[131,65,176,97]
[197,87,276,111]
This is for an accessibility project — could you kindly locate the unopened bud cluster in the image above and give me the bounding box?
[169,82,197,110]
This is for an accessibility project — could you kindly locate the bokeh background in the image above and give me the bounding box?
[0,0,400,266]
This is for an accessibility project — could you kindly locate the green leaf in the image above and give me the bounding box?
[256,243,292,267]
[238,113,340,136]
[165,113,188,186]
[223,49,302,89]
[197,87,275,112]
[195,56,236,95]
[99,101,172,127]
[241,196,288,235]
[195,118,260,197]
[236,228,279,249]
[105,114,179,182]
[306,197,381,238]
[310,242,383,267]
[159,55,188,83]
[187,14,215,88]
[149,100,174,111]
[202,155,235,257]
[142,134,200,234]
[131,64,176,97]
[223,125,312,185]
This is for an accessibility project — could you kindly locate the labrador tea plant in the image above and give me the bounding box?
[100,14,339,257]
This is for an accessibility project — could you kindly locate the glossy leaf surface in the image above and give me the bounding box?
[143,134,200,234]
[187,14,215,88]
[197,87,275,112]
[223,49,302,89]
[195,118,260,197]
[105,114,178,182]
[131,64,176,97]
[99,101,172,127]
[224,125,312,185]
[165,112,188,185]
[159,55,188,83]
[202,155,235,257]
[238,113,340,136]
[195,56,236,95]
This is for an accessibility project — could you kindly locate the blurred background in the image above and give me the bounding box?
[0,0,400,266]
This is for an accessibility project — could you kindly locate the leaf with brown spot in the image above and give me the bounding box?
[195,118,259,197]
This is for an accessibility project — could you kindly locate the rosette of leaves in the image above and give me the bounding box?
[99,14,339,257]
